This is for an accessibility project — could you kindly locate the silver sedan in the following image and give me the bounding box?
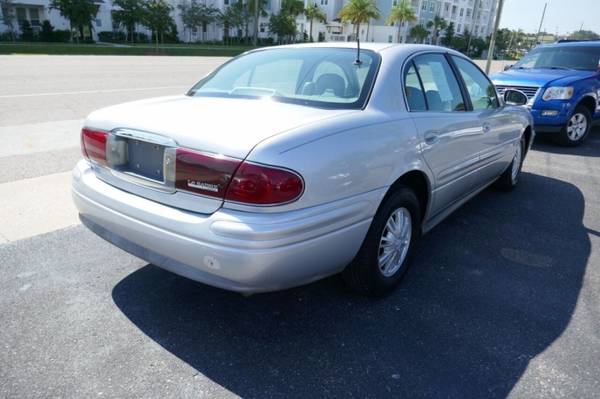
[72,43,533,295]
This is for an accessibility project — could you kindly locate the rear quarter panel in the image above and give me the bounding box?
[225,110,432,219]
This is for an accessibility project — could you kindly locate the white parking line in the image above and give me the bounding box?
[0,85,188,99]
[0,171,79,242]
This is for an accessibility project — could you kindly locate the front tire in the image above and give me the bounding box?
[495,136,525,191]
[557,106,591,146]
[343,186,421,296]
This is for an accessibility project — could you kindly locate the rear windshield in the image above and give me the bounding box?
[514,46,600,71]
[187,48,380,109]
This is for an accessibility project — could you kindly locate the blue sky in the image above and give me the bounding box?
[500,0,600,35]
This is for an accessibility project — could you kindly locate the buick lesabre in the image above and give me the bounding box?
[72,43,533,295]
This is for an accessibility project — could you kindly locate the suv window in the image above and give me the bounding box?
[452,56,499,110]
[412,53,466,112]
[514,46,600,71]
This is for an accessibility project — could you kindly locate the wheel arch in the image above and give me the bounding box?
[383,169,431,225]
[523,125,533,154]
[577,95,597,117]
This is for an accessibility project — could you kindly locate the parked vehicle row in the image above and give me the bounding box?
[73,43,534,295]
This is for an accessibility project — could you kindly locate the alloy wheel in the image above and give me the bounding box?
[567,113,588,141]
[378,207,412,277]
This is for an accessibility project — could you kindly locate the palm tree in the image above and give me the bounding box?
[426,15,446,45]
[338,0,380,41]
[386,0,416,43]
[304,3,326,42]
[409,24,428,44]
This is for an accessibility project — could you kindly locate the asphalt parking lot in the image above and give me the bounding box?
[1,55,599,398]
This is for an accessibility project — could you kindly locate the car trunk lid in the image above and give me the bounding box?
[83,95,352,214]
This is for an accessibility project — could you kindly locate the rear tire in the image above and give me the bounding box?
[343,186,421,296]
[495,136,525,191]
[557,106,591,146]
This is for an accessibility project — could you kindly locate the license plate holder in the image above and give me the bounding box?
[124,139,165,182]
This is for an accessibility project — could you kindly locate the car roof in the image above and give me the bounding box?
[541,40,600,48]
[252,42,465,57]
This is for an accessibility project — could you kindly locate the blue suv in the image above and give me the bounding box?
[491,41,600,146]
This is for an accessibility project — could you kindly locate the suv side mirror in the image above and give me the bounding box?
[503,64,513,71]
[504,89,528,106]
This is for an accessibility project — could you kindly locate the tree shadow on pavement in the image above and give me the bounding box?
[112,172,590,398]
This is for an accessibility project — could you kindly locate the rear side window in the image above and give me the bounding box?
[412,53,466,112]
[452,56,499,110]
[404,63,427,111]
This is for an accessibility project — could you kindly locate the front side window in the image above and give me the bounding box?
[411,53,466,112]
[188,48,379,109]
[452,56,499,110]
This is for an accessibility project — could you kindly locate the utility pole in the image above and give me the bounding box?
[534,2,547,45]
[485,0,504,74]
[252,0,259,46]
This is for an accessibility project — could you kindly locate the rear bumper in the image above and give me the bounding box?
[72,160,378,293]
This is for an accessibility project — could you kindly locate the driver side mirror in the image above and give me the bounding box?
[503,64,513,71]
[503,89,528,106]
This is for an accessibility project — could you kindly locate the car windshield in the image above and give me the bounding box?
[513,45,600,71]
[187,48,379,109]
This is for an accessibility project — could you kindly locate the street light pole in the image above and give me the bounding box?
[485,0,504,74]
[466,0,479,57]
[535,2,547,45]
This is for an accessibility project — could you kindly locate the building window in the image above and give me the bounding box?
[421,1,427,11]
[459,8,464,16]
[392,0,397,6]
[429,3,435,11]
[388,35,392,43]
[28,8,40,26]
[16,7,26,24]
[466,8,471,17]
[457,24,461,33]
[95,18,102,27]
[224,0,229,4]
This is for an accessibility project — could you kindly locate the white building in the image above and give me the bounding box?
[0,0,498,44]
[320,0,498,44]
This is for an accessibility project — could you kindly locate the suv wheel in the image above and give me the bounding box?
[558,106,591,146]
[343,186,421,296]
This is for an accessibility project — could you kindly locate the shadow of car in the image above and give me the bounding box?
[112,171,590,398]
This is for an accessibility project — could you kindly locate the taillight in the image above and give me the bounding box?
[81,128,108,165]
[225,162,304,205]
[175,148,241,198]
[174,148,304,205]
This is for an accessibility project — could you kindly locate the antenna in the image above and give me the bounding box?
[354,35,362,65]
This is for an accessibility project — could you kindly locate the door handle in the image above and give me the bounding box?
[482,123,492,134]
[424,131,440,145]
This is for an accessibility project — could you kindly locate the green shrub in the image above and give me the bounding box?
[52,29,71,42]
[39,20,55,42]
[20,20,35,41]
[97,31,126,42]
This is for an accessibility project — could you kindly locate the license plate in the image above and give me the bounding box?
[125,139,165,182]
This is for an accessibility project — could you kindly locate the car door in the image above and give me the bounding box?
[449,55,521,184]
[405,53,488,216]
